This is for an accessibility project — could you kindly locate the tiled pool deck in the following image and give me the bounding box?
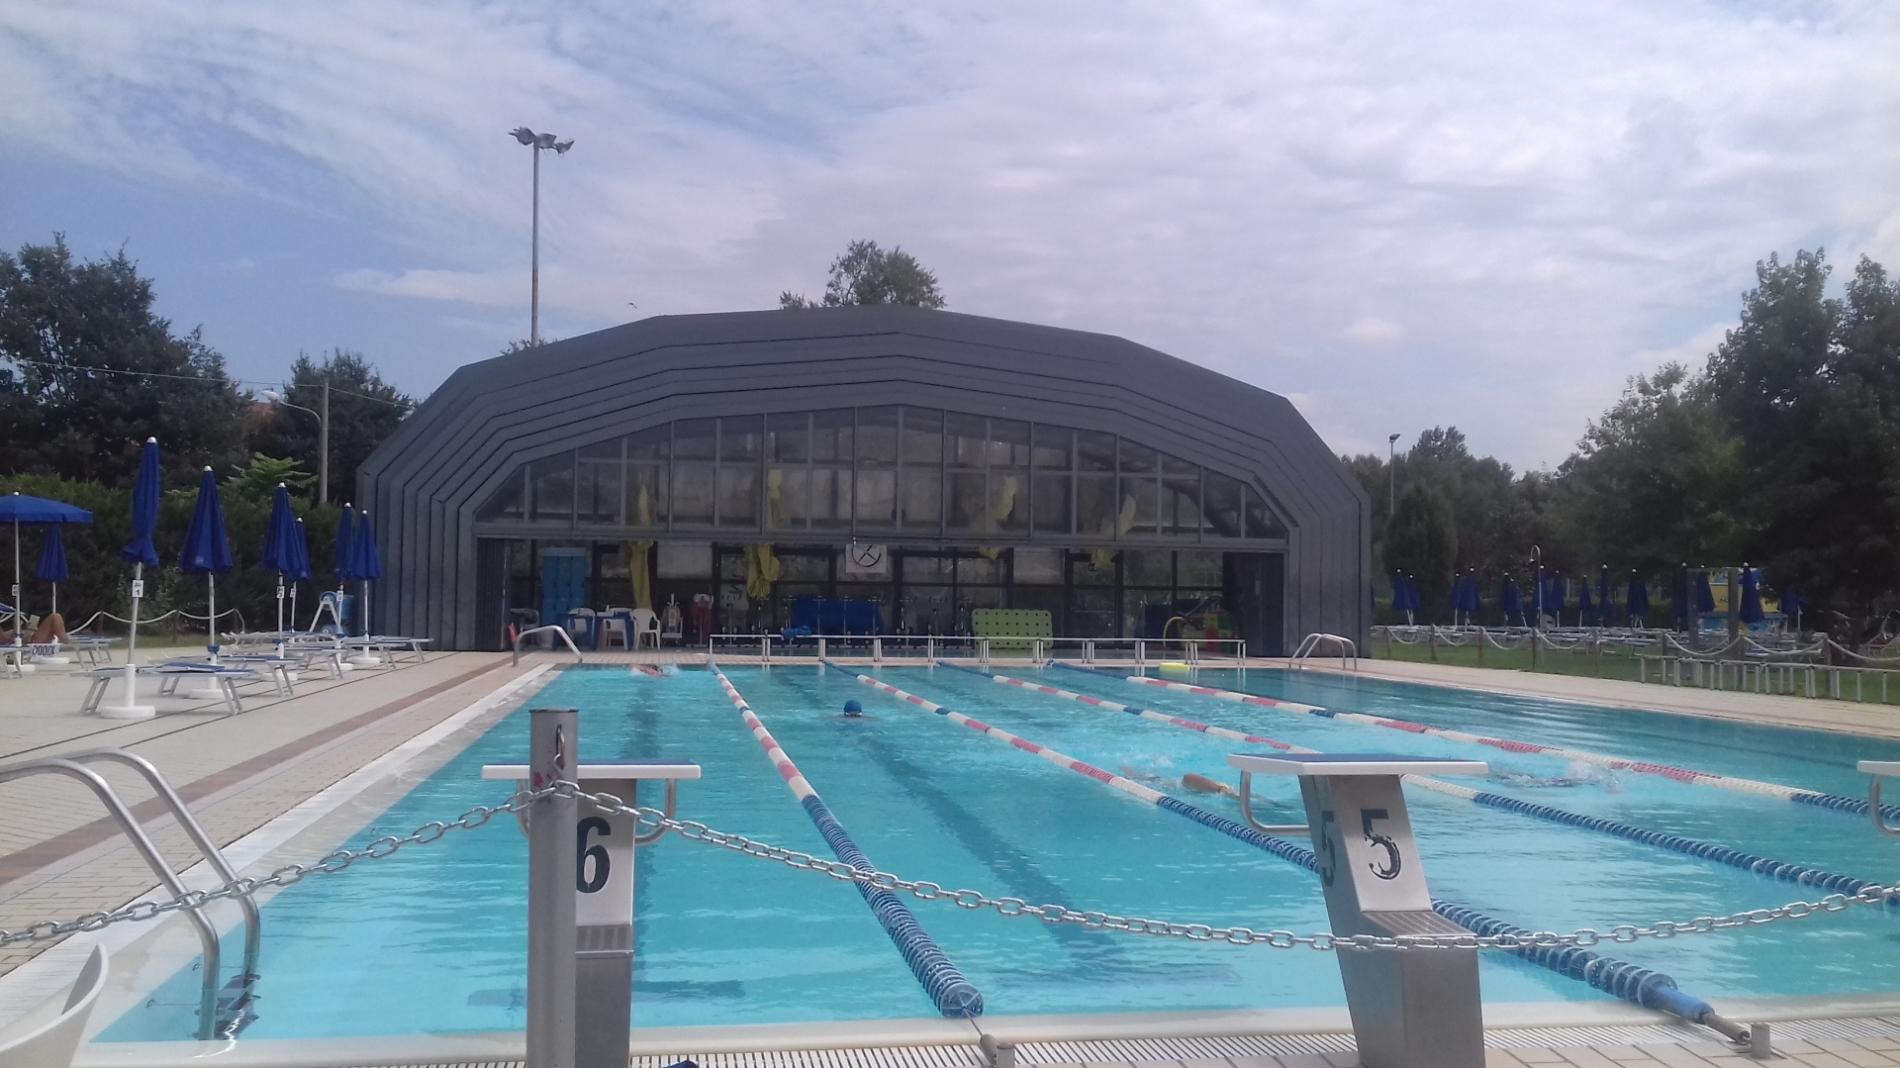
[3,649,1897,1066]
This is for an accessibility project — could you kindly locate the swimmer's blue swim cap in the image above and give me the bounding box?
[843,699,864,717]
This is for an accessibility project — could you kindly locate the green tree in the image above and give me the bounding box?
[247,350,414,504]
[779,239,947,309]
[225,454,316,501]
[1386,482,1458,619]
[0,235,248,485]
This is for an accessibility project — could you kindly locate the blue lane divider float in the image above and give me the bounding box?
[852,665,1726,1027]
[1077,661,1900,825]
[709,663,982,1017]
[1015,662,1893,901]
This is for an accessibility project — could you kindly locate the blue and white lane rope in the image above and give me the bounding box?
[967,664,1895,903]
[1104,666,1900,824]
[708,664,983,1018]
[850,666,1727,1027]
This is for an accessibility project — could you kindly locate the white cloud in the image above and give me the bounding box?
[4,0,1900,468]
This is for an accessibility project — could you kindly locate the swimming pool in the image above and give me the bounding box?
[99,662,1900,1042]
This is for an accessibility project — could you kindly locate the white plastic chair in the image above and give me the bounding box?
[631,608,661,649]
[0,944,107,1068]
[600,607,632,651]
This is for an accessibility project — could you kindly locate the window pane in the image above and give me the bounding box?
[671,462,715,524]
[529,453,574,522]
[1013,547,1062,584]
[1121,473,1159,536]
[1119,440,1158,476]
[579,439,621,462]
[901,466,942,531]
[674,419,716,459]
[719,415,762,461]
[958,555,1001,583]
[1076,430,1115,471]
[946,413,987,469]
[988,418,1031,467]
[717,465,758,526]
[626,425,669,460]
[855,468,897,526]
[1204,471,1243,538]
[947,471,985,531]
[628,465,666,526]
[1032,425,1072,469]
[1245,485,1284,538]
[480,469,526,520]
[812,409,853,462]
[767,466,808,529]
[767,469,805,528]
[1178,550,1224,587]
[1163,475,1201,537]
[1032,473,1071,534]
[990,467,1027,533]
[576,458,621,524]
[901,407,942,464]
[1124,549,1171,586]
[857,406,898,466]
[768,413,810,462]
[810,467,851,528]
[902,554,953,582]
[1076,475,1117,538]
[1160,452,1197,477]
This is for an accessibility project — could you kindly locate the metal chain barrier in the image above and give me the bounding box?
[5,780,1898,953]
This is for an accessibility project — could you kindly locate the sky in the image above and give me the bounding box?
[4,1,1898,470]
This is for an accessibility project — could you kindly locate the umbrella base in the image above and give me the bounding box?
[101,667,156,719]
[186,685,227,701]
[35,655,70,665]
[347,654,384,667]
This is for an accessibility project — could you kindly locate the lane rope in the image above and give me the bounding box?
[845,663,1724,1025]
[707,663,982,1018]
[1110,667,1900,823]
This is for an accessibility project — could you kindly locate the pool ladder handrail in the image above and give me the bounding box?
[512,623,584,666]
[1291,632,1358,671]
[1234,770,1312,836]
[0,750,259,1040]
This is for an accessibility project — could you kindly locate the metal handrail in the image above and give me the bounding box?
[1235,770,1311,836]
[711,632,1249,666]
[0,757,224,1039]
[513,624,583,666]
[1291,632,1358,671]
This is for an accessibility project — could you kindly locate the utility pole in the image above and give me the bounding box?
[319,381,330,504]
[1387,432,1402,514]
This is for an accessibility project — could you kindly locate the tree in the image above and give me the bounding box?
[0,235,248,485]
[247,350,414,504]
[226,453,316,501]
[779,239,947,309]
[1386,482,1458,619]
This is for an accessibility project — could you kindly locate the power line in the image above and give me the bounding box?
[1,356,415,408]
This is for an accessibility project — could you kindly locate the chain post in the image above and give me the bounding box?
[527,708,578,1068]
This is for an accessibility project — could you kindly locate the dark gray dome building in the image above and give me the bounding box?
[358,307,1368,653]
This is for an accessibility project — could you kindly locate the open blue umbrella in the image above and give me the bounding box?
[1625,572,1649,625]
[35,525,69,616]
[178,466,234,658]
[4,492,92,643]
[349,509,383,637]
[1739,566,1764,626]
[117,437,162,702]
[261,484,298,635]
[1498,574,1523,623]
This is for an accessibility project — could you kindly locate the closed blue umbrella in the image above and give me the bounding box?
[1546,573,1567,625]
[350,510,383,637]
[1779,586,1803,632]
[1464,572,1481,616]
[1498,574,1522,623]
[1575,574,1593,625]
[178,466,233,658]
[329,503,355,633]
[1597,569,1612,627]
[1389,572,1407,615]
[1673,566,1691,629]
[118,438,162,694]
[1399,574,1419,622]
[289,516,313,624]
[1696,570,1716,615]
[1739,566,1764,626]
[35,525,69,616]
[1625,572,1649,625]
[1447,574,1466,622]
[262,484,298,635]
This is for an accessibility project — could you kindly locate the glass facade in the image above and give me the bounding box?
[476,406,1286,544]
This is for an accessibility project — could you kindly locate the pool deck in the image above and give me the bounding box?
[4,648,1900,1066]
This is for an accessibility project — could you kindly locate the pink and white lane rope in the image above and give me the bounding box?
[1125,674,1808,803]
[713,670,816,800]
[989,672,1301,752]
[853,673,1171,805]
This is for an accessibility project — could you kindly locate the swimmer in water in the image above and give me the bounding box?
[1118,765,1238,798]
[839,699,872,720]
[1493,759,1620,791]
[632,665,664,677]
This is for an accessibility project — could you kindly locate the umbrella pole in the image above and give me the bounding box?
[105,562,155,718]
[11,516,21,662]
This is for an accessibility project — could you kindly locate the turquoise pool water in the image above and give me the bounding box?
[104,663,1900,1041]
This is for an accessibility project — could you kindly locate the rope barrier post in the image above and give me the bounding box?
[486,717,703,1068]
[1229,753,1489,1068]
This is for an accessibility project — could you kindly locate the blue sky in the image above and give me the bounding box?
[4,1,1898,468]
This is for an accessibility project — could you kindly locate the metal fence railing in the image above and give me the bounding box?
[704,633,1247,665]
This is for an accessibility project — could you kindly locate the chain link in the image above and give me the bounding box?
[5,780,1896,954]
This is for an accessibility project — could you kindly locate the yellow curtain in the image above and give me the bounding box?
[1091,494,1138,571]
[628,485,654,610]
[746,471,787,601]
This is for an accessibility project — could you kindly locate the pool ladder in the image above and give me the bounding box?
[513,623,585,666]
[0,750,260,1040]
[1291,632,1359,671]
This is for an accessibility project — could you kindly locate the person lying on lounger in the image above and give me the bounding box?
[1,611,71,646]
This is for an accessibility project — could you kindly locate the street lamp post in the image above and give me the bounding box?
[266,385,329,503]
[1387,432,1402,514]
[510,126,575,346]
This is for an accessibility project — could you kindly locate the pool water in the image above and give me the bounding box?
[103,664,1900,1041]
